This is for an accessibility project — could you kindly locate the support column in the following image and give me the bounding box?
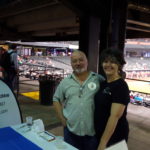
[111,0,128,51]
[98,0,128,75]
[99,1,112,75]
[79,15,100,72]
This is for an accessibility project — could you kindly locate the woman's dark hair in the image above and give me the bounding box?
[100,48,126,77]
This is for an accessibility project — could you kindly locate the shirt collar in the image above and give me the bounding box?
[7,49,13,53]
[69,71,96,79]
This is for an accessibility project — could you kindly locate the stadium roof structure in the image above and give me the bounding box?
[125,44,150,50]
[125,40,150,50]
[0,0,149,42]
[7,41,79,49]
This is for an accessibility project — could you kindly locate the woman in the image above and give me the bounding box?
[94,48,130,150]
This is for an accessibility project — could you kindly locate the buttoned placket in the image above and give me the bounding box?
[72,73,94,135]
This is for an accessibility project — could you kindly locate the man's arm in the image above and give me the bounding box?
[53,101,67,127]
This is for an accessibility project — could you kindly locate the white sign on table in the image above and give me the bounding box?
[0,78,22,128]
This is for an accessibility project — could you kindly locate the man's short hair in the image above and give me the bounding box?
[8,43,17,49]
[0,47,5,51]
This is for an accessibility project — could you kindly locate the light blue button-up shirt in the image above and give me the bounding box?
[53,72,104,136]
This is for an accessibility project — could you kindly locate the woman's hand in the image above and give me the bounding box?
[97,142,106,150]
[61,117,67,127]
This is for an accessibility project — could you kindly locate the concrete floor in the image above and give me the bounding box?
[17,78,150,150]
[127,104,150,150]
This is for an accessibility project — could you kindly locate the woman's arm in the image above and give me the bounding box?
[53,101,67,127]
[97,103,125,150]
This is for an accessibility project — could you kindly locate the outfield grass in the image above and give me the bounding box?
[126,79,150,94]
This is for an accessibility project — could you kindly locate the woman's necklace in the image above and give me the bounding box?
[107,76,121,83]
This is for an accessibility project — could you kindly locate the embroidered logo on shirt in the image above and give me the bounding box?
[103,87,111,95]
[88,82,96,90]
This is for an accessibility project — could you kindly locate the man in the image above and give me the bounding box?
[53,50,104,150]
[3,43,18,90]
[0,47,6,77]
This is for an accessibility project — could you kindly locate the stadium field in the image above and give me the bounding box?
[126,79,150,94]
[20,79,150,101]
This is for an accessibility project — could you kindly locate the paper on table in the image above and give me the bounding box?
[105,140,128,150]
[32,119,45,133]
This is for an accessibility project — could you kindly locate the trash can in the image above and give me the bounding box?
[39,75,58,106]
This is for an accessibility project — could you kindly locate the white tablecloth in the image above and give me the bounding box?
[12,124,78,150]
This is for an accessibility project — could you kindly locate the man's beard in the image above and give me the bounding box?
[74,68,87,74]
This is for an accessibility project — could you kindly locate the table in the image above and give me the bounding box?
[0,124,78,150]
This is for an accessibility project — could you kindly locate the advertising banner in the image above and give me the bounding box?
[0,78,22,128]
